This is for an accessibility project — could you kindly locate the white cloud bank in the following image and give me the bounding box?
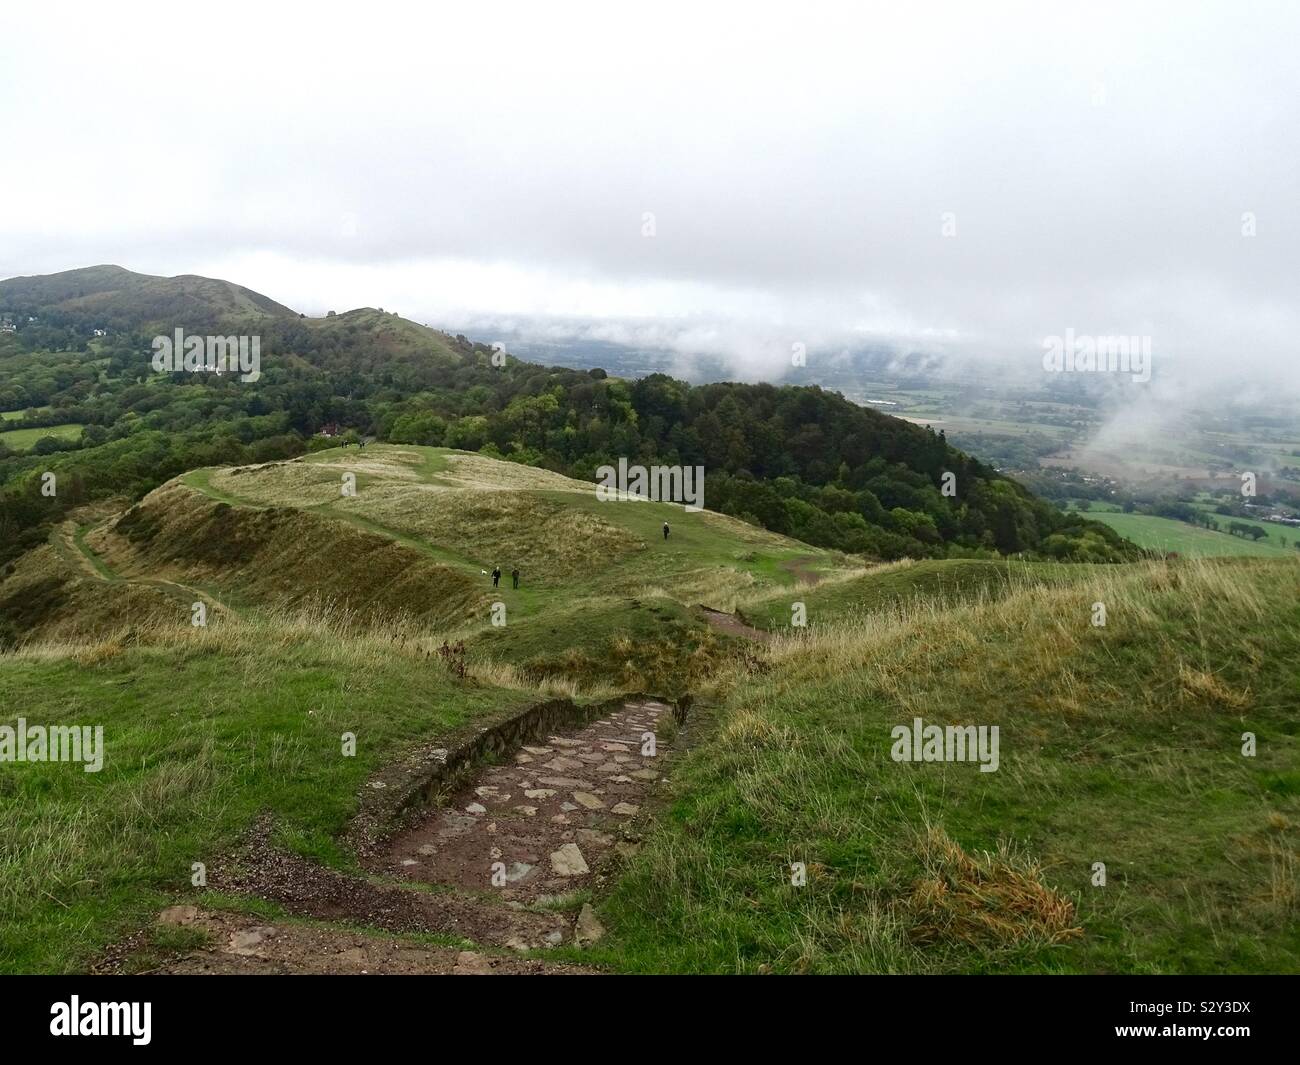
[2,0,1297,403]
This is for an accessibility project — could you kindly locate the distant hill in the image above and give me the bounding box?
[0,265,298,330]
[0,265,1144,569]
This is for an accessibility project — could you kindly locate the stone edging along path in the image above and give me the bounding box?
[121,692,689,975]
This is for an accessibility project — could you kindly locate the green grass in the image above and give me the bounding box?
[736,558,1072,631]
[0,614,534,973]
[1,406,51,421]
[6,443,1298,975]
[591,557,1300,973]
[71,522,119,581]
[1189,506,1300,550]
[0,422,84,451]
[1087,511,1294,558]
[169,444,843,630]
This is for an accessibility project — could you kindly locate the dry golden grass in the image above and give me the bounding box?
[5,596,625,702]
[466,659,620,700]
[629,567,763,609]
[207,459,396,507]
[1178,665,1251,710]
[907,825,1083,947]
[438,452,593,493]
[336,484,643,576]
[0,544,182,644]
[728,560,902,614]
[726,556,1281,705]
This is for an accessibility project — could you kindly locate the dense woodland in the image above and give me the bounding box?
[0,279,1141,567]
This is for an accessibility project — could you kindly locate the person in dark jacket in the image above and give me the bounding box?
[511,568,519,589]
[663,521,670,540]
[491,566,501,587]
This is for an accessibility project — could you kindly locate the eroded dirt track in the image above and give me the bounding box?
[150,908,592,975]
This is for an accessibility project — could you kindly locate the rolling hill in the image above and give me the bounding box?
[7,444,843,686]
[0,265,297,329]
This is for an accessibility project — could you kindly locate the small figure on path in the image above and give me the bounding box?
[511,567,520,589]
[491,565,501,587]
[663,521,670,540]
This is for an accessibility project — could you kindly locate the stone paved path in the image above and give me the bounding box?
[380,698,671,902]
[131,698,674,974]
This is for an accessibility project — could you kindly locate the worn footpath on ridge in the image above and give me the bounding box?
[142,698,672,975]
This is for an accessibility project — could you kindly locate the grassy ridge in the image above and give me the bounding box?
[100,444,842,645]
[594,557,1300,973]
[735,558,1075,631]
[5,444,1297,975]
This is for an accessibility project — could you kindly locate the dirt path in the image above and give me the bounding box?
[145,908,591,975]
[132,698,676,975]
[780,555,822,586]
[55,519,234,617]
[698,605,773,643]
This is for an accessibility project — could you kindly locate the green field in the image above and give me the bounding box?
[0,422,83,450]
[1,407,51,421]
[1086,511,1295,558]
[1192,506,1300,550]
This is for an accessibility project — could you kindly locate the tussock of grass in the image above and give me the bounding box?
[907,826,1082,948]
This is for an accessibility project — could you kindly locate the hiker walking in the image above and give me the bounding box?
[511,567,520,589]
[663,521,670,540]
[491,565,501,587]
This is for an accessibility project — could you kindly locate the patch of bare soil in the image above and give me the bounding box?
[698,606,773,643]
[149,909,593,975]
[205,819,575,951]
[780,555,822,586]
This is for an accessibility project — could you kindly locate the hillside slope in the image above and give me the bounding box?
[594,556,1300,974]
[4,445,849,691]
[0,265,297,328]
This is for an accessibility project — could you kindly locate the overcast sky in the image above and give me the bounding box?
[2,0,1297,399]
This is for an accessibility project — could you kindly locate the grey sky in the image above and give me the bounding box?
[2,0,1296,399]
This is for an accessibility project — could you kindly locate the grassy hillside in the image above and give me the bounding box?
[181,445,840,630]
[2,441,1297,975]
[0,265,296,327]
[0,611,539,973]
[734,558,1076,631]
[5,444,843,691]
[0,444,842,971]
[1087,511,1294,558]
[592,556,1300,974]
